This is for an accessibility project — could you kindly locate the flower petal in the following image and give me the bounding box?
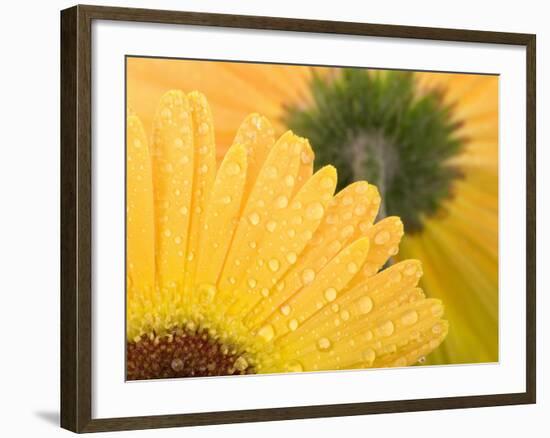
[126,115,155,294]
[195,143,248,287]
[217,131,305,303]
[183,92,217,291]
[151,90,194,287]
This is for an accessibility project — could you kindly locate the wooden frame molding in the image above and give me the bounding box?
[60,4,536,433]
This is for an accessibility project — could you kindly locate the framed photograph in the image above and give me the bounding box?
[60,4,536,433]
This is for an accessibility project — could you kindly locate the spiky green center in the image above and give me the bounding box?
[284,69,464,231]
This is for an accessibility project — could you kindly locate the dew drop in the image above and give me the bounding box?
[358,296,373,315]
[432,323,443,334]
[321,176,334,189]
[354,205,367,216]
[268,258,280,272]
[247,278,257,288]
[317,337,332,351]
[340,309,350,321]
[340,225,354,238]
[275,195,289,209]
[258,324,275,342]
[226,161,241,176]
[374,230,390,245]
[174,236,182,245]
[401,310,419,326]
[133,138,142,149]
[248,212,260,225]
[347,262,358,274]
[342,195,353,206]
[173,138,183,148]
[404,264,418,276]
[261,288,270,297]
[180,206,188,216]
[431,303,444,317]
[288,318,299,331]
[198,122,209,135]
[284,175,295,187]
[324,287,337,302]
[362,348,376,364]
[280,304,291,316]
[388,246,399,256]
[301,269,316,285]
[221,195,232,204]
[285,360,303,372]
[286,252,297,264]
[266,220,277,232]
[164,229,172,237]
[377,320,395,337]
[305,202,325,220]
[390,271,402,283]
[187,252,194,261]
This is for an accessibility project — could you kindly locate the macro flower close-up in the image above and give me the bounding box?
[126,89,448,379]
[128,58,498,367]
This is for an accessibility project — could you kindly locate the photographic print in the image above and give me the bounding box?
[125,57,498,380]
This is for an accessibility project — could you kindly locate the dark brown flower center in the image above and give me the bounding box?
[126,327,256,380]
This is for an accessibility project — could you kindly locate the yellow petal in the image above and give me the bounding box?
[195,143,248,287]
[216,132,306,301]
[151,90,194,287]
[268,237,371,342]
[228,165,337,320]
[183,91,217,292]
[126,115,155,294]
[233,113,276,201]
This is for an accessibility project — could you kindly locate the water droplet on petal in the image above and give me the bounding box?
[376,320,395,337]
[221,195,232,204]
[268,258,280,272]
[404,264,417,276]
[401,310,419,326]
[301,269,316,285]
[317,337,332,351]
[266,220,277,232]
[198,122,209,135]
[321,176,334,189]
[306,202,324,220]
[347,262,358,274]
[358,296,373,315]
[284,175,295,187]
[247,278,257,288]
[280,304,291,316]
[226,162,241,176]
[362,348,376,364]
[431,303,444,317]
[374,230,390,245]
[286,252,297,264]
[324,287,337,302]
[275,195,289,209]
[354,205,367,216]
[258,324,275,342]
[248,212,260,225]
[288,319,299,331]
[285,360,303,372]
[340,309,350,321]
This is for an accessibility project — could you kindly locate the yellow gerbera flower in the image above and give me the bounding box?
[126,90,448,379]
[127,58,497,366]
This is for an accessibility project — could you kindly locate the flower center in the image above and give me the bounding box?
[127,326,255,380]
[284,69,464,232]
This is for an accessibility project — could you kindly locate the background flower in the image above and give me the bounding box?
[127,57,498,365]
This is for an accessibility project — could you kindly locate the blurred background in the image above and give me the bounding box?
[127,57,498,365]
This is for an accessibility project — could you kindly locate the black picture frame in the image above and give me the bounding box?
[60,4,536,433]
